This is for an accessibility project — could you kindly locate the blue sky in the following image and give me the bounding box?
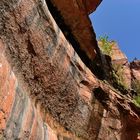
[90,0,140,61]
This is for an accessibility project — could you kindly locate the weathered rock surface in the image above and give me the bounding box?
[0,40,61,140]
[0,0,140,140]
[131,60,140,81]
[111,42,131,89]
[47,0,102,60]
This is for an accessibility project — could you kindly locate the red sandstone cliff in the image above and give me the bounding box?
[0,0,140,140]
[131,60,140,81]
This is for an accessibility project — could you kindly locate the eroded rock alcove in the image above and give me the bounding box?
[0,0,140,140]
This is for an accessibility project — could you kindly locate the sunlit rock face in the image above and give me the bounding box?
[0,0,140,140]
[98,41,131,89]
[111,42,131,89]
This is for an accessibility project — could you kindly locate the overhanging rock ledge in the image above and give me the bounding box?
[0,0,140,140]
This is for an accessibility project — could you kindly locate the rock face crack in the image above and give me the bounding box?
[27,38,37,56]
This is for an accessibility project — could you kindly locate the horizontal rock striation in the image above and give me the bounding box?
[0,0,140,140]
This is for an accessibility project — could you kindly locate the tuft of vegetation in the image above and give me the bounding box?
[132,80,140,107]
[98,35,114,56]
[133,96,140,107]
[132,80,140,95]
[112,64,128,90]
[98,35,128,92]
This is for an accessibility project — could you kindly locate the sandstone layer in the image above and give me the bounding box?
[111,42,131,89]
[0,0,140,140]
[46,0,102,60]
[131,60,140,81]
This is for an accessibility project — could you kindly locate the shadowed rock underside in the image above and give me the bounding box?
[0,0,140,140]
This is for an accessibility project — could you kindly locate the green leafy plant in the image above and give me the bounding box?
[133,96,140,107]
[98,35,114,56]
[111,63,128,92]
[113,64,127,87]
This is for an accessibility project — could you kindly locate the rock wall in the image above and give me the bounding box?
[0,40,65,140]
[131,60,140,81]
[111,42,131,89]
[46,0,102,60]
[0,0,140,140]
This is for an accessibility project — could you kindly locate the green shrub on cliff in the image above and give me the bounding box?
[133,96,140,107]
[98,35,114,56]
[112,64,128,90]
